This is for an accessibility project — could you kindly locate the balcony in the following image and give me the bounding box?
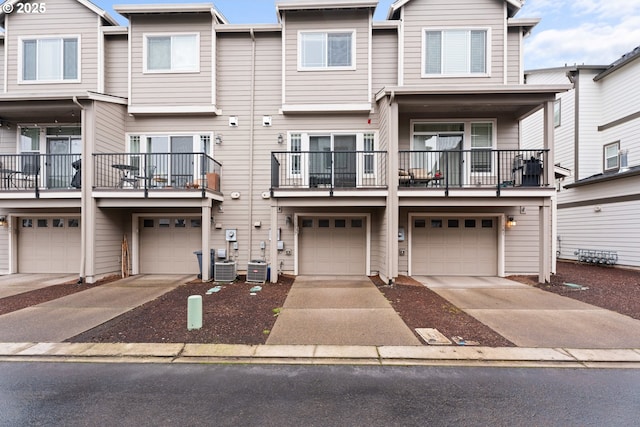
[271,151,388,197]
[398,149,550,196]
[93,153,222,199]
[0,153,81,199]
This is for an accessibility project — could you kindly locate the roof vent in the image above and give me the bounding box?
[619,149,629,173]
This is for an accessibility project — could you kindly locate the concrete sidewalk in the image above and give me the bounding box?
[2,342,640,368]
[266,276,421,346]
[0,275,192,343]
[417,276,640,349]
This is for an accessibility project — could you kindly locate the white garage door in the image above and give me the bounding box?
[411,217,497,276]
[18,217,81,273]
[299,217,366,276]
[139,217,201,274]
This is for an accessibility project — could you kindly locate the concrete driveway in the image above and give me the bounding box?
[0,274,79,299]
[416,276,640,349]
[0,274,192,343]
[266,276,421,346]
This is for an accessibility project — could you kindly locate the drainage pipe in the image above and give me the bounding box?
[247,29,256,261]
[73,96,86,283]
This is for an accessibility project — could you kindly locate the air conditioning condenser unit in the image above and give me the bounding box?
[214,260,236,282]
[247,260,268,283]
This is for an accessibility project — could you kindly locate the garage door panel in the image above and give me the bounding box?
[140,217,201,275]
[18,217,81,273]
[299,217,366,276]
[411,216,497,276]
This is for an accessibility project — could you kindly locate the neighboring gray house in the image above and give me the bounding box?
[522,47,640,269]
[0,0,567,283]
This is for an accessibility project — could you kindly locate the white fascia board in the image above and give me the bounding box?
[387,0,409,19]
[372,21,399,30]
[86,92,128,105]
[128,105,221,115]
[276,0,378,11]
[0,92,90,101]
[215,24,282,33]
[102,26,129,35]
[508,18,540,36]
[377,84,572,98]
[389,0,523,20]
[114,3,216,16]
[0,0,119,26]
[280,103,372,114]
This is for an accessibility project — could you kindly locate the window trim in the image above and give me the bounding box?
[603,141,620,172]
[554,99,561,128]
[297,29,356,71]
[18,35,81,84]
[143,32,200,74]
[421,27,491,78]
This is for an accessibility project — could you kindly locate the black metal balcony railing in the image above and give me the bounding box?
[398,149,549,193]
[0,153,82,197]
[93,153,222,197]
[271,151,388,190]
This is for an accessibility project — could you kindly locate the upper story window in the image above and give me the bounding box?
[21,36,79,82]
[423,29,489,77]
[145,34,199,73]
[554,99,561,127]
[603,141,620,171]
[299,31,355,70]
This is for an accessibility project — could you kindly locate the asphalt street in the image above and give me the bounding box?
[1,363,638,426]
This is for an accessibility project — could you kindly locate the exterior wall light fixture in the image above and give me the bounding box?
[506,216,517,228]
[0,216,7,227]
[277,133,284,144]
[215,134,222,144]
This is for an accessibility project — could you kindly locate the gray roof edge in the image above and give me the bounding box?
[594,46,640,81]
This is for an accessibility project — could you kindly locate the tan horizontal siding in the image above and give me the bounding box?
[506,28,521,84]
[284,10,370,105]
[372,29,398,94]
[130,14,213,106]
[504,207,540,274]
[94,102,126,152]
[5,0,100,93]
[104,35,128,98]
[402,0,505,85]
[94,209,127,276]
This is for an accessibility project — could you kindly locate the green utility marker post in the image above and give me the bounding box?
[187,295,203,330]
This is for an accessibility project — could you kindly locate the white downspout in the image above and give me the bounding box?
[247,29,256,261]
[73,96,86,283]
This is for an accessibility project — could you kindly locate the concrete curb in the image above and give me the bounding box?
[2,342,640,367]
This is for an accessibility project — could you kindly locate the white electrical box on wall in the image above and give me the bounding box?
[225,229,237,241]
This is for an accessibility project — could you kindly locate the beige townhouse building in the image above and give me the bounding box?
[0,0,568,284]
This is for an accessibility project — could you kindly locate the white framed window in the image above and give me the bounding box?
[299,30,355,70]
[410,120,496,184]
[423,29,489,77]
[470,122,493,173]
[363,133,375,175]
[554,99,561,128]
[603,141,620,171]
[126,132,213,186]
[20,36,80,83]
[289,133,302,176]
[144,33,199,73]
[287,131,377,187]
